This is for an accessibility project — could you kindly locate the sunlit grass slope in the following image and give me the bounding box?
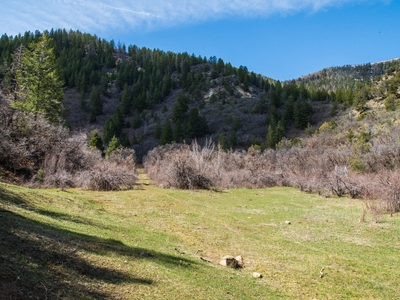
[1,176,400,299]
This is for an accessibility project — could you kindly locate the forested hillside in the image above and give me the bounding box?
[296,60,400,91]
[0,29,399,200]
[0,29,344,159]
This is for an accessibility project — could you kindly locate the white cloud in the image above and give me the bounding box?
[0,0,386,36]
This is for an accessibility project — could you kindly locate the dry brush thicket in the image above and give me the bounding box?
[144,140,281,190]
[144,125,400,215]
[0,94,137,190]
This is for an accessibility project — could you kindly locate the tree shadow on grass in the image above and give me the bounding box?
[34,208,116,230]
[0,185,116,231]
[0,184,32,208]
[0,187,197,299]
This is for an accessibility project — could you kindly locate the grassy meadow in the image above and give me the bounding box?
[1,172,400,299]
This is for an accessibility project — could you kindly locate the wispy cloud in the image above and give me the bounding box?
[0,0,386,36]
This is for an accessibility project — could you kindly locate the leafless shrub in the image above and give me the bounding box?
[169,154,212,189]
[330,166,352,197]
[144,133,399,220]
[40,170,75,190]
[378,170,400,213]
[215,149,281,189]
[365,134,400,172]
[43,133,90,174]
[144,143,185,187]
[0,94,64,178]
[145,140,283,189]
[78,148,137,191]
[144,141,214,190]
[38,133,95,188]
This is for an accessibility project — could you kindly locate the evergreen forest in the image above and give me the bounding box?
[3,29,394,157]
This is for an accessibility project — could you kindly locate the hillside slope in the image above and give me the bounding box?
[0,30,345,160]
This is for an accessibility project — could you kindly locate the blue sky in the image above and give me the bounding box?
[1,0,399,80]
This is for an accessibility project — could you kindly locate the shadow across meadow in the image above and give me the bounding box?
[0,187,197,299]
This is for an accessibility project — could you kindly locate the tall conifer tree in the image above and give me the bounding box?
[13,33,64,124]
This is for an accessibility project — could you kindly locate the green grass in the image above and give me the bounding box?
[1,176,400,299]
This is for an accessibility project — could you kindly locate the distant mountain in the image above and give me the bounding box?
[295,59,400,91]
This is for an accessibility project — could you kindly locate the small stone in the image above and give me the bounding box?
[235,255,244,267]
[285,220,291,225]
[252,272,262,278]
[219,255,238,268]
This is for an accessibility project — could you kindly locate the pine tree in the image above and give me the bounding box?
[266,124,275,149]
[103,109,124,144]
[172,93,189,123]
[121,83,132,115]
[105,135,120,157]
[131,111,142,129]
[218,133,229,151]
[187,108,208,138]
[173,120,185,143]
[229,130,237,147]
[90,85,102,123]
[385,94,397,111]
[162,73,172,97]
[154,121,162,139]
[266,118,285,149]
[160,120,173,145]
[354,82,370,113]
[13,33,64,124]
[293,100,313,129]
[89,130,104,153]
